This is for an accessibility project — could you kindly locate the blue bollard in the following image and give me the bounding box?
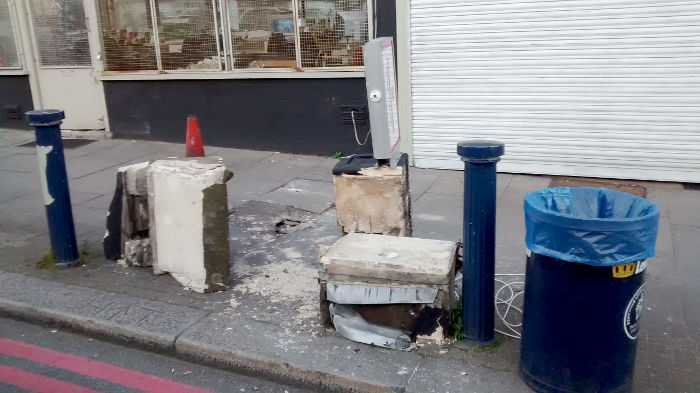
[26,110,79,266]
[457,140,505,344]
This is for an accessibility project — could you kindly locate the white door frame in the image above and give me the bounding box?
[17,0,109,133]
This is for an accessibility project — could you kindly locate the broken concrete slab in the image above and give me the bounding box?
[319,233,457,344]
[148,157,232,293]
[320,233,457,285]
[333,154,412,236]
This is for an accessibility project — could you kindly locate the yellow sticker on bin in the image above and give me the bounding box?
[612,262,637,278]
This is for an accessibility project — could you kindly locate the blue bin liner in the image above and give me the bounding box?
[524,187,659,266]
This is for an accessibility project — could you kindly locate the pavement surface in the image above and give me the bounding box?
[0,127,698,392]
[0,316,307,392]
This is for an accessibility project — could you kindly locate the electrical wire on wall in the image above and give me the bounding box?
[351,110,371,146]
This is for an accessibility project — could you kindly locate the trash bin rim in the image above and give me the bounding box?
[524,187,659,224]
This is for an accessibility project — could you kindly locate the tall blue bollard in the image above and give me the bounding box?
[457,140,505,344]
[26,110,79,266]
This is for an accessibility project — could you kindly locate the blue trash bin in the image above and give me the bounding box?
[520,187,659,393]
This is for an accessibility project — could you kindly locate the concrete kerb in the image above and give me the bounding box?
[0,271,402,393]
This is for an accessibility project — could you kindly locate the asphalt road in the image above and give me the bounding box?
[0,316,310,393]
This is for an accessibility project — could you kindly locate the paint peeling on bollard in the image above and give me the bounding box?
[26,110,79,266]
[457,140,505,345]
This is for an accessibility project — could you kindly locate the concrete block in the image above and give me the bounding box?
[320,233,457,285]
[147,157,232,293]
[319,233,457,342]
[333,155,412,236]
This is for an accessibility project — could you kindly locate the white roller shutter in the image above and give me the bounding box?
[409,0,700,182]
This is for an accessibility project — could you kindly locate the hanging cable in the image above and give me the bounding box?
[454,272,525,339]
[495,274,525,339]
[352,110,371,146]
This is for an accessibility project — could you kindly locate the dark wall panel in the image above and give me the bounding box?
[105,78,372,155]
[0,76,34,130]
[104,0,396,155]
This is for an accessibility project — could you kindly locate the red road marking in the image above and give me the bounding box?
[0,365,100,393]
[0,337,215,393]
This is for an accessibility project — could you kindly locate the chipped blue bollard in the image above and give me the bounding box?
[26,110,79,266]
[457,140,505,345]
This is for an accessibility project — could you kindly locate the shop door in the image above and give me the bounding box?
[27,0,106,130]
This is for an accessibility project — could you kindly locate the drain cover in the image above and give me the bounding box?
[549,176,647,198]
[18,139,96,149]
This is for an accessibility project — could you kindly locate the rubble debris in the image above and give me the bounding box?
[148,157,232,293]
[330,303,415,351]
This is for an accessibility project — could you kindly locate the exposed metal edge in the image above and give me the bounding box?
[174,336,399,393]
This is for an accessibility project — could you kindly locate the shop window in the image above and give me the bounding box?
[98,0,369,72]
[28,0,92,67]
[229,0,368,69]
[0,0,21,68]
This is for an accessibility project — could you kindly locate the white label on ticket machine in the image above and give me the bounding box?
[363,37,401,166]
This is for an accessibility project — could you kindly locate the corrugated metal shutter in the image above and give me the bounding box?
[409,0,700,182]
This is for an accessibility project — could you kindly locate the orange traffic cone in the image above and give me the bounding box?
[185,115,205,157]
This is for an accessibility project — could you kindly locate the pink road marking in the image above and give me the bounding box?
[0,337,215,393]
[0,365,100,393]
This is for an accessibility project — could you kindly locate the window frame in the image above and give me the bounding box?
[98,0,373,78]
[0,0,25,73]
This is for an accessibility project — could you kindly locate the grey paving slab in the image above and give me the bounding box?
[256,178,335,214]
[63,139,131,159]
[495,206,527,275]
[666,190,700,228]
[69,166,119,194]
[426,169,463,195]
[216,147,276,169]
[0,153,38,174]
[292,156,337,182]
[670,224,700,281]
[412,192,463,242]
[0,272,207,350]
[0,191,46,233]
[0,170,40,203]
[176,313,422,392]
[408,167,441,200]
[497,174,551,210]
[226,177,287,209]
[405,339,527,393]
[0,129,34,147]
[233,152,327,182]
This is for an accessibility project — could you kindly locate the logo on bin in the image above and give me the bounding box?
[624,285,644,340]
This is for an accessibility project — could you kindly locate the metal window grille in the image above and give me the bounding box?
[299,0,368,68]
[157,0,221,70]
[28,0,92,67]
[98,0,369,72]
[0,0,21,68]
[97,0,158,71]
[227,0,296,69]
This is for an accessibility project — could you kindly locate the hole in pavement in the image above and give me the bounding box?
[275,219,302,234]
